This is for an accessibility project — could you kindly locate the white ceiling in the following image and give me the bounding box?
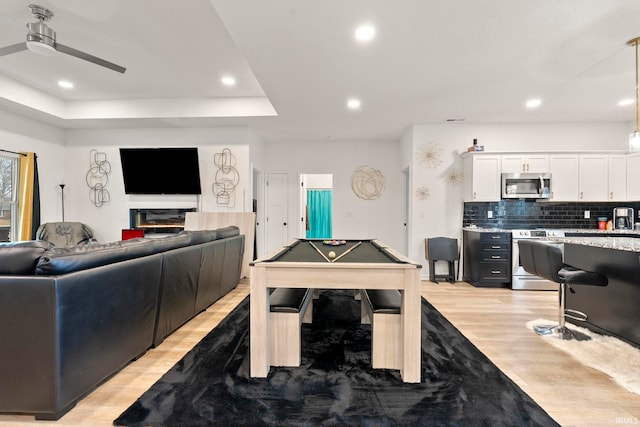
[0,0,639,142]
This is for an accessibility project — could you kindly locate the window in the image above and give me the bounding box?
[0,154,18,242]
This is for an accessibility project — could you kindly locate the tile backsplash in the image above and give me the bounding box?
[463,200,640,229]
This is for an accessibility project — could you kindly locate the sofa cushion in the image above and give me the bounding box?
[216,226,240,239]
[0,240,54,275]
[181,229,218,245]
[35,238,155,275]
[150,233,192,254]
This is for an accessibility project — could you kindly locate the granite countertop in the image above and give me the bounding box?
[463,227,640,236]
[462,227,640,251]
[462,227,511,232]
[547,236,640,252]
[562,229,640,236]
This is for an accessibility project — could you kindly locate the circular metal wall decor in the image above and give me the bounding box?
[416,142,443,169]
[85,149,111,207]
[350,165,384,200]
[442,166,463,187]
[213,148,239,207]
[416,185,431,200]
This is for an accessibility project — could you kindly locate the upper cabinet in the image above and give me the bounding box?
[578,154,608,201]
[501,154,549,174]
[608,155,627,201]
[462,154,501,202]
[627,153,640,200]
[578,154,626,201]
[549,154,579,201]
[462,151,633,202]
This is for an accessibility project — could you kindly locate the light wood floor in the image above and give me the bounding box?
[1,280,639,426]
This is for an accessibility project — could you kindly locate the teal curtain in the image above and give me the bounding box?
[306,189,332,239]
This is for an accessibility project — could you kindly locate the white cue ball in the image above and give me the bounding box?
[328,251,336,258]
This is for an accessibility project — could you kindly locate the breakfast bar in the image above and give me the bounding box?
[550,235,640,348]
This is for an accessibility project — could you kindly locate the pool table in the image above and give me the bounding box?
[250,238,423,383]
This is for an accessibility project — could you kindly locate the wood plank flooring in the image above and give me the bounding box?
[423,282,640,426]
[0,279,638,426]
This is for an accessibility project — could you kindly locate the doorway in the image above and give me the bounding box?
[252,167,264,258]
[299,174,333,239]
[266,172,289,253]
[402,167,410,255]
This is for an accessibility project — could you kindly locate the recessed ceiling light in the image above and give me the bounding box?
[355,25,375,42]
[618,99,635,106]
[221,76,236,86]
[347,98,361,109]
[57,80,74,89]
[526,99,541,108]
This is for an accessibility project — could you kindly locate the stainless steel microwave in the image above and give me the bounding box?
[501,173,551,199]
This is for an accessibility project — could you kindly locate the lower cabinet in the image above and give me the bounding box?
[463,230,512,287]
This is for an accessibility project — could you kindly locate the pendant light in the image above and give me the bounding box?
[628,37,640,152]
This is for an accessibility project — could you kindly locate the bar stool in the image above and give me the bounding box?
[425,237,459,283]
[518,239,608,340]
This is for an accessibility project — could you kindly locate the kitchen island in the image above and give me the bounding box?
[549,235,640,348]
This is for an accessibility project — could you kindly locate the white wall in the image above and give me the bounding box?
[403,121,631,278]
[64,127,254,242]
[264,140,404,250]
[2,108,631,268]
[0,109,65,223]
[304,174,333,188]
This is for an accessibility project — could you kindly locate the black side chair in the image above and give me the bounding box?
[518,239,608,340]
[425,237,459,283]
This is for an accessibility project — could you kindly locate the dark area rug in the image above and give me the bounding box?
[114,290,559,426]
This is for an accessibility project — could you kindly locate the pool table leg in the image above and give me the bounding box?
[250,265,269,377]
[401,267,422,383]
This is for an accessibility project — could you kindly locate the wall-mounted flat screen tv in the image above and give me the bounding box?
[119,147,202,195]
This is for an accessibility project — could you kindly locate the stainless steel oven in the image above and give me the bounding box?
[511,229,565,290]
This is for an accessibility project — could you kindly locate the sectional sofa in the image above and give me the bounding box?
[0,226,244,420]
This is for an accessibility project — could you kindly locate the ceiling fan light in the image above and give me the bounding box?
[26,19,56,56]
[26,40,56,56]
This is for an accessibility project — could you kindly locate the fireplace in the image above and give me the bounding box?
[129,208,196,235]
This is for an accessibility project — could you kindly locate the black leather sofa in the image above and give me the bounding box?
[0,226,244,420]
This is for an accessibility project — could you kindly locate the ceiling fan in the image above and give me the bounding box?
[0,4,126,73]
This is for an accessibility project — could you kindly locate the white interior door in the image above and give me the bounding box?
[266,173,288,252]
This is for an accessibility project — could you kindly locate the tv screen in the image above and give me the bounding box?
[119,148,202,195]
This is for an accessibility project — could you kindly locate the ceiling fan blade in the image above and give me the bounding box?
[56,43,126,74]
[0,42,28,57]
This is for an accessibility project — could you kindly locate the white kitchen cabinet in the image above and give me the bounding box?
[501,154,549,174]
[462,153,501,201]
[627,153,640,200]
[578,154,608,201]
[608,155,627,201]
[549,154,579,201]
